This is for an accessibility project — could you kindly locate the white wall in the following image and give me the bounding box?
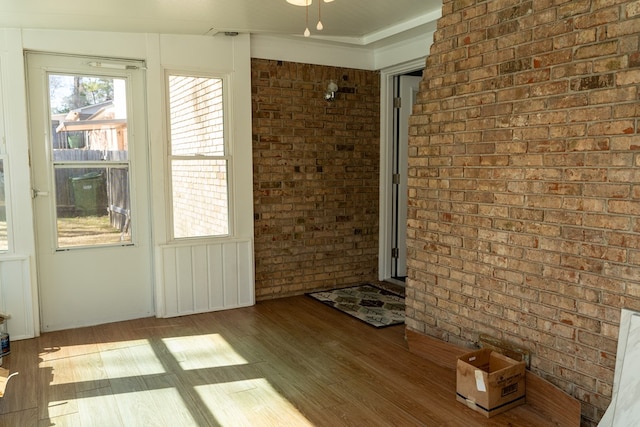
[373,28,436,71]
[0,28,255,337]
[0,29,39,339]
[0,22,434,338]
[151,33,256,317]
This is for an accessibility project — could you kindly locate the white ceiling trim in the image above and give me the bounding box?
[287,9,442,47]
[250,34,375,70]
[360,9,442,46]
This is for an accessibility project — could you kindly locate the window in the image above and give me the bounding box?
[48,74,132,248]
[0,156,9,252]
[167,74,229,239]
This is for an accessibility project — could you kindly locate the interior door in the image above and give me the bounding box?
[391,74,421,281]
[27,53,153,332]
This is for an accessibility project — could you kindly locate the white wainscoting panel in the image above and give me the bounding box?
[0,256,35,340]
[160,240,254,317]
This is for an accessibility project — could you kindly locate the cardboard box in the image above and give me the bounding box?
[456,348,526,417]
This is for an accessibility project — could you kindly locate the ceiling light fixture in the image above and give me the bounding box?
[286,0,335,37]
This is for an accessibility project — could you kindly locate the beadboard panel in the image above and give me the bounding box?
[0,256,35,340]
[160,240,254,318]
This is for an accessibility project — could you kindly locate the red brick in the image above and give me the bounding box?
[554,29,598,50]
[593,55,629,73]
[627,1,640,17]
[407,3,640,425]
[558,0,592,18]
[617,70,640,85]
[609,200,640,215]
[252,59,380,297]
[607,17,640,38]
[533,19,574,40]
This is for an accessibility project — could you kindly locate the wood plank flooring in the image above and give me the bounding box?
[0,296,557,426]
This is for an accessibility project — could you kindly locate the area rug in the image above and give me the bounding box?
[307,284,405,328]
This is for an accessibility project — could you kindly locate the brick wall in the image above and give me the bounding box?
[168,75,228,237]
[251,59,380,299]
[407,1,640,425]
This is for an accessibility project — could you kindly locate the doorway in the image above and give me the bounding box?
[391,73,422,282]
[26,53,154,332]
[379,60,424,285]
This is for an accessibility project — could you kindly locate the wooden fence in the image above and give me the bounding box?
[53,149,129,230]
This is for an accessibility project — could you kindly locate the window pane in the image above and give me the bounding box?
[0,159,7,251]
[50,75,128,159]
[55,167,131,248]
[168,75,224,156]
[172,159,229,238]
[48,72,132,249]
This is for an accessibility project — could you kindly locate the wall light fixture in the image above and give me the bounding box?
[324,80,338,101]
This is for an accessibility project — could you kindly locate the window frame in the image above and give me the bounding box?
[164,70,234,242]
[0,155,12,253]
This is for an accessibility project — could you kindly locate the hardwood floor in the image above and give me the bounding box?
[0,296,556,426]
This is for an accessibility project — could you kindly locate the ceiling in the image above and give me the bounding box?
[0,0,442,47]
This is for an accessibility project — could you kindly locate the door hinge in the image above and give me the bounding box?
[392,173,400,185]
[391,247,399,258]
[393,97,401,109]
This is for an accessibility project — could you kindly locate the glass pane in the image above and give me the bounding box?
[172,159,229,238]
[48,73,132,249]
[168,75,224,156]
[0,159,7,251]
[49,74,128,160]
[55,167,131,248]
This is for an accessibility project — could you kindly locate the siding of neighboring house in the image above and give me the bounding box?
[251,59,380,299]
[406,1,640,426]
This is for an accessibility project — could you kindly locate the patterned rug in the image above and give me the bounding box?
[307,284,405,328]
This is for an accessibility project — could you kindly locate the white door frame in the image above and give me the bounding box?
[378,58,425,283]
[27,52,154,332]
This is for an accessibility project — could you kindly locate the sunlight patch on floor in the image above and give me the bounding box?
[38,334,313,425]
[100,341,166,379]
[111,387,199,426]
[162,334,248,370]
[195,378,314,426]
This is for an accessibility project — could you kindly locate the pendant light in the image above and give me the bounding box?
[317,0,323,31]
[286,0,336,37]
[304,3,310,37]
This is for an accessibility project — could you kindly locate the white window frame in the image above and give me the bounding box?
[0,154,12,253]
[164,70,234,242]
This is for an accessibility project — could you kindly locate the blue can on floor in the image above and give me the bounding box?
[0,332,9,356]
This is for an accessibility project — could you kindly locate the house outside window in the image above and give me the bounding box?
[167,74,230,239]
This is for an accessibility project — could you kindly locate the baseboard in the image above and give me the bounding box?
[405,327,581,427]
[406,328,468,370]
[525,371,581,427]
